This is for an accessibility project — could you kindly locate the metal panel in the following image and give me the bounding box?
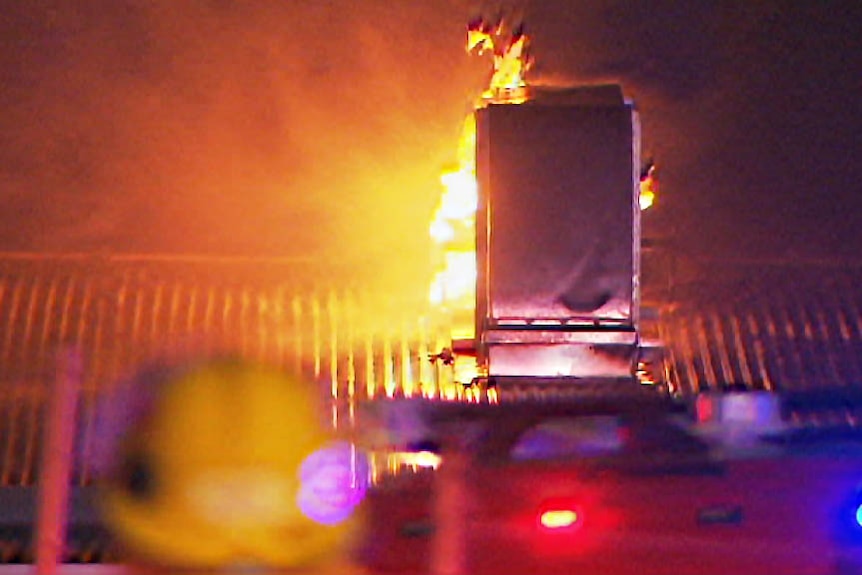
[475,86,640,330]
[482,328,638,378]
[487,342,637,378]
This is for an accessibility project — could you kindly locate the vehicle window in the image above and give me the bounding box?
[509,415,709,461]
[510,416,625,461]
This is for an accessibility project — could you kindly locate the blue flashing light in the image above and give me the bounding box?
[835,496,862,545]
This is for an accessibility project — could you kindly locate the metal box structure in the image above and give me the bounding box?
[475,85,641,379]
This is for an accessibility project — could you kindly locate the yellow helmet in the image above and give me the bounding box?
[96,357,366,569]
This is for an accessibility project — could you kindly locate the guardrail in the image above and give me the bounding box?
[2,254,862,483]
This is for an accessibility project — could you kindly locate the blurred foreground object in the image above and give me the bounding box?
[36,349,83,575]
[94,357,367,570]
[359,396,862,575]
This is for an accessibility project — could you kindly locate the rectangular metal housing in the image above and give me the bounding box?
[475,85,641,378]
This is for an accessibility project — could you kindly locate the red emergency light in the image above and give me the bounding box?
[538,500,582,531]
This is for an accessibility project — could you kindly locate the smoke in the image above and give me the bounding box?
[523,0,862,260]
[3,0,862,291]
[0,0,488,290]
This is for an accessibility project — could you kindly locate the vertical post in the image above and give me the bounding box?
[430,435,469,575]
[36,348,82,575]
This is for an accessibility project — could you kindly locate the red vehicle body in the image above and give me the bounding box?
[356,402,862,575]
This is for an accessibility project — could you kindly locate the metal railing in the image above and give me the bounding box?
[0,253,468,487]
[3,253,862,486]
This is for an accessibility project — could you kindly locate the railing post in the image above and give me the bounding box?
[430,434,470,575]
[36,348,82,574]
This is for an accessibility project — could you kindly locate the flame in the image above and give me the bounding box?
[468,19,532,104]
[427,103,481,330]
[466,19,496,54]
[453,354,479,388]
[428,20,655,390]
[428,19,533,384]
[639,163,658,211]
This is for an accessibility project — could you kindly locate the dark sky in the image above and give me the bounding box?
[2,1,862,283]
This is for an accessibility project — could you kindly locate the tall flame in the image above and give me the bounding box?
[429,19,532,352]
[428,22,656,387]
[428,114,477,340]
[429,21,658,388]
[468,19,532,104]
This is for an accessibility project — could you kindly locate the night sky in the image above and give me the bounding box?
[2,1,861,285]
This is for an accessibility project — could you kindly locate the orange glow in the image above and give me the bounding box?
[453,354,479,387]
[636,361,656,386]
[399,450,442,470]
[429,20,532,375]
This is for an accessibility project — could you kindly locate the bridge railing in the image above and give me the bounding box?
[0,253,467,487]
